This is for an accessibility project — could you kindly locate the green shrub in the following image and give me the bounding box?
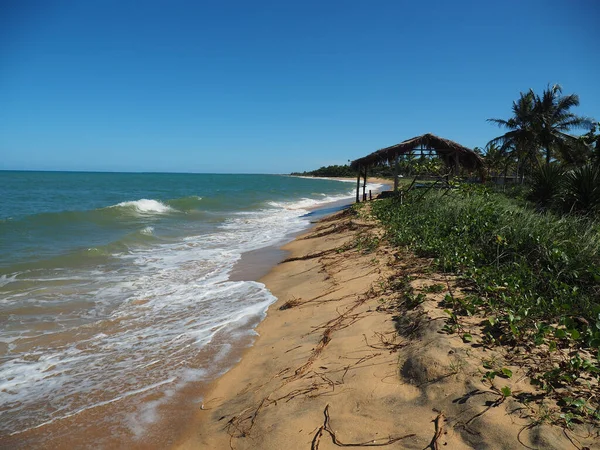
[372,188,600,349]
[529,163,564,208]
[561,164,600,215]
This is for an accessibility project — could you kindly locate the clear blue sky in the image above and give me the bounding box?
[1,0,599,173]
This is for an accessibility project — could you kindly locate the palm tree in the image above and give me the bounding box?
[483,142,508,178]
[488,85,593,171]
[581,122,600,165]
[533,84,592,165]
[487,90,539,174]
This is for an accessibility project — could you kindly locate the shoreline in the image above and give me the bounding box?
[172,201,596,450]
[166,183,393,448]
[228,176,392,283]
[173,207,389,449]
[171,203,411,449]
[1,180,393,449]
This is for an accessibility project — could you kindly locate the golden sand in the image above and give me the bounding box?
[173,205,595,449]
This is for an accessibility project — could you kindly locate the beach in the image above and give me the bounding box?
[5,1,599,447]
[0,173,390,448]
[3,174,596,449]
[173,201,597,450]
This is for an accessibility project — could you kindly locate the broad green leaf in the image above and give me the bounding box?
[501,386,512,397]
[568,329,581,339]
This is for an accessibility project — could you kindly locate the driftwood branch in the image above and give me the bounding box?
[429,411,445,450]
[281,248,337,263]
[311,404,415,448]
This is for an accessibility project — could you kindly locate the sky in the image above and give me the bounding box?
[1,0,599,173]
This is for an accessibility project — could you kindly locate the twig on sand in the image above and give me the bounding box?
[429,411,446,450]
[280,296,302,310]
[562,428,587,450]
[362,332,405,352]
[515,423,537,450]
[287,293,372,382]
[285,329,332,381]
[311,404,416,449]
[281,249,337,263]
[311,425,325,450]
[302,221,376,240]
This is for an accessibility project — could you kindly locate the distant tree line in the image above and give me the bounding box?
[291,164,394,178]
[291,164,356,177]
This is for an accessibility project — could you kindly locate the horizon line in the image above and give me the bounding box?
[0,169,294,176]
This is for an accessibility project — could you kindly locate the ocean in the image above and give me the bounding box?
[0,171,382,447]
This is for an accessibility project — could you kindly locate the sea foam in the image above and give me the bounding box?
[268,181,384,210]
[111,199,175,215]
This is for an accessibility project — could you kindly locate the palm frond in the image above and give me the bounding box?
[486,118,512,128]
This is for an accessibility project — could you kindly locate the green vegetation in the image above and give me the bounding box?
[487,84,593,170]
[291,164,357,178]
[369,186,600,423]
[484,85,599,219]
[292,163,398,178]
[331,82,599,425]
[527,162,600,215]
[292,158,444,179]
[298,86,598,219]
[372,188,600,347]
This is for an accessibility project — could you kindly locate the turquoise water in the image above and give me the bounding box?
[0,171,380,442]
[0,172,357,270]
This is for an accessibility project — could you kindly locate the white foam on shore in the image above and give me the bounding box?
[8,377,177,436]
[268,182,385,210]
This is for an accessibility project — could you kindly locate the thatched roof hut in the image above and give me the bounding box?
[351,133,484,202]
[350,133,484,172]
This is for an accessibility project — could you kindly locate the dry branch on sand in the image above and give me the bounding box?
[429,412,446,450]
[280,248,338,263]
[279,296,302,310]
[310,404,415,449]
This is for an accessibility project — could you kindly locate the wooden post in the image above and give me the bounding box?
[393,154,399,192]
[454,152,460,177]
[356,167,361,203]
[362,167,367,201]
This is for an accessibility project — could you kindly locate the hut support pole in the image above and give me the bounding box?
[393,155,399,191]
[356,168,361,203]
[362,167,367,201]
[454,152,460,177]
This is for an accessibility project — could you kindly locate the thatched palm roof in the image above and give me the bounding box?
[350,133,484,172]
